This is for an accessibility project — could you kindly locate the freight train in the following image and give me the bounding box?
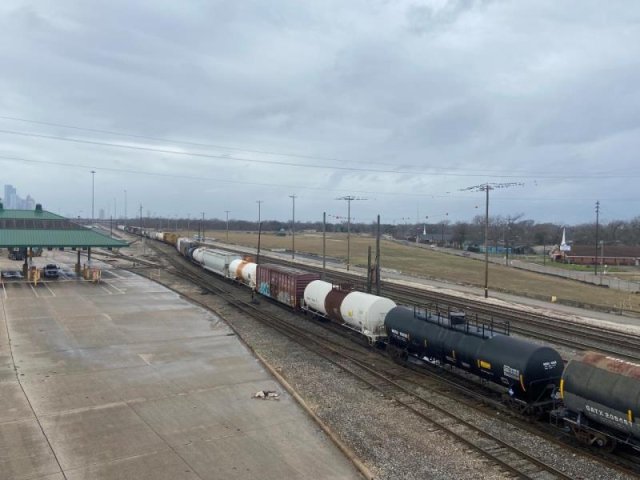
[119,225,640,452]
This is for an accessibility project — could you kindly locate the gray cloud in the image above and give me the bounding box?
[0,0,639,224]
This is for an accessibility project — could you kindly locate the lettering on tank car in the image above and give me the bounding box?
[391,329,409,340]
[503,365,520,380]
[585,405,633,427]
[543,360,558,370]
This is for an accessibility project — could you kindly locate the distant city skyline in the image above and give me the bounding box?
[2,184,36,210]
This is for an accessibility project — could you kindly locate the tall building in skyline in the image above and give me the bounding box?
[4,184,17,208]
[3,184,37,210]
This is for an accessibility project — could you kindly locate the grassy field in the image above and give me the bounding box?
[204,230,640,314]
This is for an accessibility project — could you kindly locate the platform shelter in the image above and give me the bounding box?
[0,202,128,275]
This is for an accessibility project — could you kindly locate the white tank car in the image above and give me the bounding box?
[303,280,334,316]
[175,237,190,253]
[191,247,205,265]
[340,291,396,343]
[229,259,257,287]
[191,248,242,278]
[153,232,165,241]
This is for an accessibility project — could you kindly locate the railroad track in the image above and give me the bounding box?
[134,241,582,480]
[104,237,640,476]
[229,252,640,361]
[379,283,640,361]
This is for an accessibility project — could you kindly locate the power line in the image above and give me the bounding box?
[1,114,615,176]
[0,153,636,204]
[0,115,341,163]
[0,153,449,197]
[0,128,632,180]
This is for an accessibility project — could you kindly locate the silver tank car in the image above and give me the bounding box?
[191,248,242,279]
[559,351,640,449]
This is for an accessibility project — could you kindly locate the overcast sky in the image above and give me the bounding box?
[0,0,638,225]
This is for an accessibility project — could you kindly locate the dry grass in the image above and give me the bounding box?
[203,230,640,313]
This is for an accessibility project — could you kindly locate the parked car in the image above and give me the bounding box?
[43,264,60,278]
[7,248,26,261]
[1,270,23,279]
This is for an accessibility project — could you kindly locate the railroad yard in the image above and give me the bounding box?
[109,230,640,478]
[205,230,640,316]
[2,226,640,479]
[4,5,640,479]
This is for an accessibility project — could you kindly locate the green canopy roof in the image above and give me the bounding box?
[0,208,128,249]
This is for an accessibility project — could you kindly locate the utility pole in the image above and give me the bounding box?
[594,200,600,276]
[366,246,372,293]
[225,210,231,243]
[460,182,523,298]
[201,212,205,242]
[256,200,263,260]
[91,170,96,225]
[289,195,296,259]
[124,189,127,222]
[256,200,263,226]
[322,211,326,279]
[139,204,143,229]
[375,214,381,295]
[336,196,367,271]
[441,213,448,244]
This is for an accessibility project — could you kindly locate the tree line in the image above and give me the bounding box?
[118,214,640,248]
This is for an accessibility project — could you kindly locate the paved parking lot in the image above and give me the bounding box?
[0,253,360,480]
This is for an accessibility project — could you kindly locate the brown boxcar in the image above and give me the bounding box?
[163,232,179,246]
[256,264,320,309]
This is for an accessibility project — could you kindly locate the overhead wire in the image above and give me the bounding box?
[2,152,636,204]
[0,127,632,180]
[0,154,447,198]
[0,114,612,175]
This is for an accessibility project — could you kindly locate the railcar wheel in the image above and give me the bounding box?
[571,426,617,452]
[387,344,408,365]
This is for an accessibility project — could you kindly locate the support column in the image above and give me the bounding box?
[88,247,92,265]
[22,250,28,277]
[76,249,81,274]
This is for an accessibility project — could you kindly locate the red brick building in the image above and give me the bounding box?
[553,245,640,266]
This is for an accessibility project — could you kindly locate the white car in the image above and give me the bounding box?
[1,270,23,279]
[43,264,60,278]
